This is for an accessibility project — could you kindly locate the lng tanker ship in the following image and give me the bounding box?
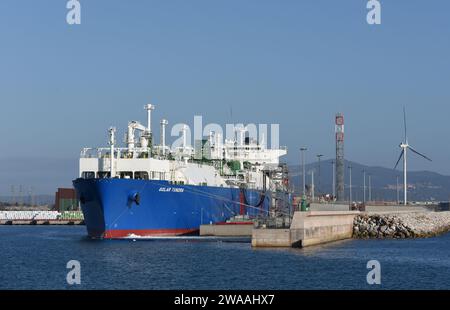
[73,104,289,238]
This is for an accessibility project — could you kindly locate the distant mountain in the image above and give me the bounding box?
[288,159,450,202]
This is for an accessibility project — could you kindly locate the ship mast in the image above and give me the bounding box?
[108,127,116,178]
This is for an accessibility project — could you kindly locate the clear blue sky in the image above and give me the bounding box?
[1,0,450,194]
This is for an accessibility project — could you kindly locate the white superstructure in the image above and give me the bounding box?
[79,105,288,191]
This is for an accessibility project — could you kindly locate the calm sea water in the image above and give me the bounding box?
[0,226,449,290]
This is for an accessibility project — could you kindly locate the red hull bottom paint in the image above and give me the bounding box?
[102,228,199,239]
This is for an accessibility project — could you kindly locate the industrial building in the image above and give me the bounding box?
[54,188,79,211]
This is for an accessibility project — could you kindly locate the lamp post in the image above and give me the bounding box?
[317,154,324,195]
[300,147,307,196]
[331,160,336,199]
[349,165,353,204]
[363,170,367,204]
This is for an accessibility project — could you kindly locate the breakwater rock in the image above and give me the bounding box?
[353,212,450,239]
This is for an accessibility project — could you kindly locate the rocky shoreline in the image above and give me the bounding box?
[353,212,450,239]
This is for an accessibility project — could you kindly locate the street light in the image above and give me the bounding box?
[310,169,315,201]
[331,160,336,198]
[348,165,353,204]
[300,147,308,196]
[363,170,367,204]
[317,154,324,195]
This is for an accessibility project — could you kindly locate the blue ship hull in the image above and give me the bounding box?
[73,178,270,238]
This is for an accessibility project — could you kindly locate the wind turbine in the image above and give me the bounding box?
[394,107,432,205]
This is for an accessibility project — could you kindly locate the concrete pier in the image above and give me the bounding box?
[200,223,254,237]
[289,211,359,247]
[250,229,291,247]
[252,211,359,248]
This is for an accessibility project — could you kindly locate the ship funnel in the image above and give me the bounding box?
[160,119,168,155]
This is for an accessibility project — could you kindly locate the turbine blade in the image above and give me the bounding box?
[403,107,408,142]
[409,146,432,162]
[394,150,404,170]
